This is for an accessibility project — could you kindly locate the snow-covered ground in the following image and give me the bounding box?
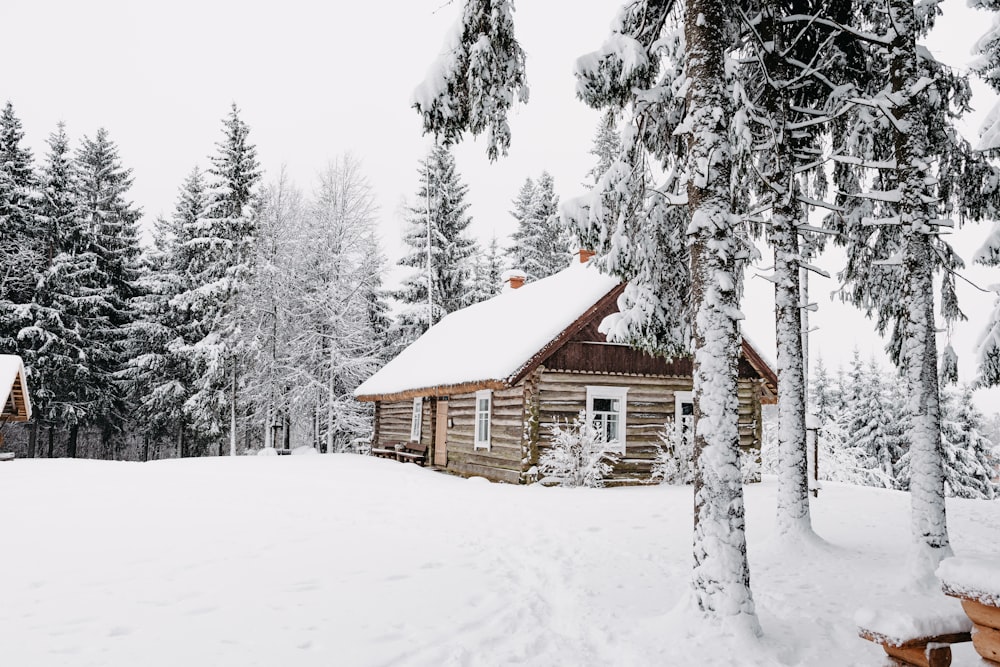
[1,455,997,666]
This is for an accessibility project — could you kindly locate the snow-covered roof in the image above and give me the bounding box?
[355,261,621,400]
[0,355,32,422]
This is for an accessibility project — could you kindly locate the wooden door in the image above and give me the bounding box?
[434,399,448,467]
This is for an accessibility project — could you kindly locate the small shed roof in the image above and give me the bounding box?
[355,262,622,401]
[0,355,32,422]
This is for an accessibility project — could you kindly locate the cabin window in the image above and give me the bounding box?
[410,397,423,442]
[474,389,492,450]
[674,391,694,448]
[585,386,628,453]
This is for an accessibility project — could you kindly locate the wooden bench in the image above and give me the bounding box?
[396,441,427,466]
[856,599,972,667]
[371,440,404,459]
[939,556,1000,664]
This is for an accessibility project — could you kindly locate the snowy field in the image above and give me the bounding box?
[2,455,998,666]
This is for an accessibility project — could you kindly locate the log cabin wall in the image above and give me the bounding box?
[533,368,763,485]
[444,385,526,485]
[377,400,414,444]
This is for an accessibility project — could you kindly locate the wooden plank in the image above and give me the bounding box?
[447,460,522,484]
[447,451,524,471]
[883,642,951,667]
[972,623,1000,662]
[961,599,1000,630]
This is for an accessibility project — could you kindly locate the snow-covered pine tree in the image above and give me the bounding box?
[0,101,40,357]
[585,110,621,188]
[969,2,1000,387]
[415,0,758,631]
[18,122,91,457]
[809,356,837,427]
[176,105,262,456]
[569,4,691,361]
[127,167,209,457]
[394,144,476,344]
[73,127,143,457]
[940,385,999,500]
[509,171,569,281]
[411,0,528,162]
[736,0,859,539]
[681,0,758,631]
[853,360,898,489]
[469,234,505,304]
[828,0,993,581]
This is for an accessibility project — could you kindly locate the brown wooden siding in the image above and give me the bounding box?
[532,369,762,485]
[377,399,415,444]
[444,386,526,483]
[545,341,762,381]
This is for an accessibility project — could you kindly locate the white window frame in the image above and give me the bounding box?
[585,386,628,453]
[410,397,423,442]
[474,389,492,450]
[674,390,694,444]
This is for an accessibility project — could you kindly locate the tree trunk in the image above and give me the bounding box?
[773,208,812,536]
[67,423,78,458]
[229,362,237,457]
[47,426,54,458]
[27,421,37,458]
[685,0,760,633]
[177,424,184,458]
[890,0,951,583]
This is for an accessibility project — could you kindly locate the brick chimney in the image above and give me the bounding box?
[501,269,527,291]
[578,249,596,263]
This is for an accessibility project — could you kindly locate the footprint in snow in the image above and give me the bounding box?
[108,626,132,637]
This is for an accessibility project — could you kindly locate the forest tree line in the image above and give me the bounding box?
[0,102,581,460]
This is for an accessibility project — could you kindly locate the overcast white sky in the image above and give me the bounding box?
[4,1,999,409]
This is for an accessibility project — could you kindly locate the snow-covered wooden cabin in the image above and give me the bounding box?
[0,355,31,424]
[354,255,778,485]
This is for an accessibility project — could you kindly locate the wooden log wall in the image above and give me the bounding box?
[444,386,525,485]
[377,399,418,444]
[534,369,762,485]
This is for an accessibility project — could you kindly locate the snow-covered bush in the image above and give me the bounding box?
[652,418,693,485]
[538,413,619,488]
[739,448,762,484]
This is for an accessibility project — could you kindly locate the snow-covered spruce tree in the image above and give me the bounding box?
[681,0,758,628]
[469,234,505,304]
[393,144,476,344]
[569,5,692,362]
[284,156,386,452]
[809,356,838,427]
[176,105,262,456]
[18,122,91,457]
[73,128,143,457]
[586,110,622,187]
[0,101,40,357]
[509,171,570,281]
[411,0,528,162]
[828,0,992,580]
[126,167,210,457]
[852,360,899,489]
[416,0,758,630]
[736,0,858,539]
[940,386,999,500]
[969,3,1000,387]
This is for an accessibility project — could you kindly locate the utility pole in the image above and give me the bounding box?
[425,153,434,329]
